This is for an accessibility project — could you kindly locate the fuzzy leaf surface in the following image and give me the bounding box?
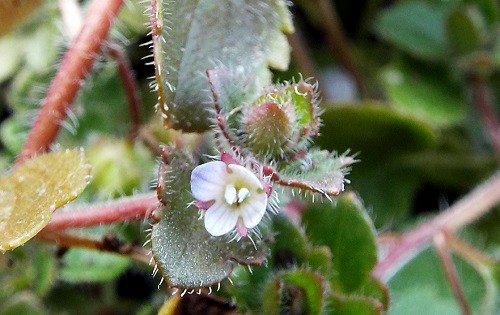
[302,193,377,292]
[152,0,292,131]
[151,150,268,288]
[0,149,91,251]
[278,149,350,197]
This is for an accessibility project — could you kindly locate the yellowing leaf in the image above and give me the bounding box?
[0,149,91,251]
[0,0,43,37]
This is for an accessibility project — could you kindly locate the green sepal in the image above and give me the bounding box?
[278,149,351,197]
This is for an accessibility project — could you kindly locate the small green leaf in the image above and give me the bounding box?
[306,246,333,275]
[74,64,131,139]
[356,276,390,311]
[278,269,326,315]
[381,63,468,127]
[317,103,438,164]
[328,294,383,315]
[0,149,91,251]
[351,165,421,228]
[151,149,268,288]
[152,0,292,131]
[270,214,310,267]
[231,265,273,312]
[261,279,282,315]
[279,149,351,197]
[373,1,449,60]
[302,193,377,292]
[60,248,130,283]
[446,6,486,54]
[0,117,29,156]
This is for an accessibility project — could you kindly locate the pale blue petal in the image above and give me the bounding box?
[191,161,227,201]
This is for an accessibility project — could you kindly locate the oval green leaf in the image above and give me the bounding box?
[151,149,268,289]
[302,193,377,292]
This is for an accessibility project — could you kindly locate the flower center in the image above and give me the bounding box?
[224,185,250,206]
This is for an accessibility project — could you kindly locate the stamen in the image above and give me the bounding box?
[237,188,250,203]
[224,185,237,205]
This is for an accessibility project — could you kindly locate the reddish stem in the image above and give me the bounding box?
[434,232,471,315]
[16,0,124,165]
[43,193,158,232]
[373,172,500,281]
[106,42,142,138]
[469,76,500,158]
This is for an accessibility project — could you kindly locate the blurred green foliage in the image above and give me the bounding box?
[0,0,498,314]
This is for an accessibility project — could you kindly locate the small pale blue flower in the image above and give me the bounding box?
[190,161,268,237]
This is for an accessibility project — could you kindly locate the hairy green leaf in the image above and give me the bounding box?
[151,149,268,288]
[278,149,351,197]
[328,294,383,315]
[302,193,377,292]
[152,0,292,131]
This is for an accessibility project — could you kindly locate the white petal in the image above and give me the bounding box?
[204,202,238,236]
[228,164,263,190]
[239,192,267,229]
[191,161,227,201]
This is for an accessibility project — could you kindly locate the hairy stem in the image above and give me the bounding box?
[36,231,151,265]
[43,193,158,232]
[16,0,123,165]
[59,0,142,140]
[373,171,500,281]
[434,232,471,315]
[106,42,143,138]
[469,75,500,159]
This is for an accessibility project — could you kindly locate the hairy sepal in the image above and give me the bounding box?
[243,81,321,159]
